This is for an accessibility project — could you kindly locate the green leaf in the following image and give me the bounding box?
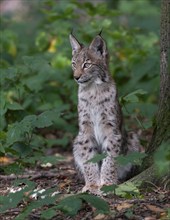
[20,115,37,130]
[48,136,69,148]
[0,131,6,141]
[7,122,24,145]
[15,187,59,219]
[86,153,107,164]
[0,192,24,213]
[35,31,49,51]
[101,184,117,193]
[7,102,24,111]
[36,111,53,128]
[7,115,37,146]
[116,152,147,166]
[56,196,82,216]
[79,194,109,214]
[2,163,24,175]
[0,144,5,154]
[36,109,67,129]
[0,179,36,213]
[121,89,147,104]
[41,208,56,219]
[115,182,140,198]
[11,142,32,157]
[39,155,64,165]
[13,179,36,189]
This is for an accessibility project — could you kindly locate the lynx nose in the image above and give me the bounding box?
[74,76,80,81]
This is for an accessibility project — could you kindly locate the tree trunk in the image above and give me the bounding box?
[127,0,170,186]
[146,0,170,164]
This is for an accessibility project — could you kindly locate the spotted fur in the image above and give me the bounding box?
[69,33,142,195]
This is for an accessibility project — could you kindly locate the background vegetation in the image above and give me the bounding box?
[1,0,169,218]
[0,0,160,167]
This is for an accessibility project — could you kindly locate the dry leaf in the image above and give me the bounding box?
[59,179,72,189]
[94,214,106,220]
[116,202,133,211]
[144,217,157,220]
[0,157,15,166]
[146,204,164,213]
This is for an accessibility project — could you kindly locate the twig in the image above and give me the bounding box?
[0,172,59,181]
[2,207,21,214]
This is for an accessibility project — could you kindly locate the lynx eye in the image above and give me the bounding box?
[72,62,76,69]
[83,62,92,69]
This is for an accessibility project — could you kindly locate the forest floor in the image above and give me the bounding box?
[0,151,169,220]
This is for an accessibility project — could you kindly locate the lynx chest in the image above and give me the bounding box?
[79,85,115,145]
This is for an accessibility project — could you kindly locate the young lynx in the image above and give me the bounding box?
[69,33,141,195]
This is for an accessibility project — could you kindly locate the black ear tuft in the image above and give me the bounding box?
[69,33,82,55]
[98,29,103,36]
[70,28,74,35]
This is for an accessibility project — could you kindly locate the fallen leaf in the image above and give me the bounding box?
[144,217,157,220]
[94,214,106,220]
[146,204,164,213]
[59,179,72,189]
[0,156,15,166]
[116,202,133,211]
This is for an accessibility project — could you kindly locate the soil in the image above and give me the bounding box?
[0,152,169,220]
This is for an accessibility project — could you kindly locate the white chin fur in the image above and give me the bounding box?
[95,78,103,85]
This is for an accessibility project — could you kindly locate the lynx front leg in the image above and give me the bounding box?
[100,134,122,186]
[73,135,101,194]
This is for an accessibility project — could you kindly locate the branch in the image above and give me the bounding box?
[0,172,59,180]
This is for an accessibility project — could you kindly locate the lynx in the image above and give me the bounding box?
[69,33,142,195]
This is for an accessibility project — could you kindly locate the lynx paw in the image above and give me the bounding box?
[82,185,102,196]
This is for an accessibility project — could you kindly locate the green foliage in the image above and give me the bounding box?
[115,182,140,198]
[101,184,117,193]
[101,182,141,198]
[116,152,147,166]
[56,196,82,216]
[120,89,147,104]
[0,180,109,218]
[0,0,160,166]
[0,179,36,213]
[79,194,109,214]
[56,193,109,216]
[86,153,107,163]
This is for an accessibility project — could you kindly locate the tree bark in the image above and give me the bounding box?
[146,0,170,162]
[127,0,170,186]
[126,165,170,189]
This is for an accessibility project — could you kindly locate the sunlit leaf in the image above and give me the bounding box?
[115,182,140,198]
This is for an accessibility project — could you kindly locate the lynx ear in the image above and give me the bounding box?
[89,35,107,58]
[69,34,82,55]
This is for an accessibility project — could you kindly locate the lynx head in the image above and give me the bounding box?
[69,33,109,85]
